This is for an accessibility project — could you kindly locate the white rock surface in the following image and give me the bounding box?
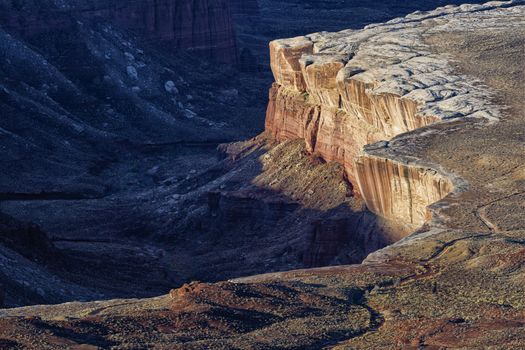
[271,1,524,126]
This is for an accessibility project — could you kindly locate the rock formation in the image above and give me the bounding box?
[0,0,238,63]
[0,0,265,307]
[265,1,507,228]
[0,1,524,348]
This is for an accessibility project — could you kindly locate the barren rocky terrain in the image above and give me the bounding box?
[0,0,496,308]
[0,0,524,348]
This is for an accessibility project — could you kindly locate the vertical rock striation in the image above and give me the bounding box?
[354,155,453,226]
[0,0,238,63]
[265,2,506,228]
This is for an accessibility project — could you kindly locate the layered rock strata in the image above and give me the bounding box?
[265,1,509,227]
[0,2,524,348]
[0,0,238,63]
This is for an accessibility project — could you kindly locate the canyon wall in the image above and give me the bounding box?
[228,0,260,23]
[354,156,453,226]
[0,0,238,63]
[264,4,503,227]
[265,38,450,227]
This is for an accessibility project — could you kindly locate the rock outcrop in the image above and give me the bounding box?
[265,1,508,228]
[354,153,454,226]
[302,211,393,268]
[0,0,238,63]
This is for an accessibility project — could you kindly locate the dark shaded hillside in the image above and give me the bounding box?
[0,0,491,308]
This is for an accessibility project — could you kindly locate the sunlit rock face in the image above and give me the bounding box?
[265,2,505,228]
[0,0,238,63]
[270,37,314,91]
[265,84,453,227]
[265,85,320,151]
[354,156,454,226]
[266,85,373,185]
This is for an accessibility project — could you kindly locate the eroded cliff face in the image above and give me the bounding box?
[354,155,454,226]
[265,61,451,227]
[265,3,504,228]
[265,84,384,185]
[0,2,523,348]
[0,0,238,63]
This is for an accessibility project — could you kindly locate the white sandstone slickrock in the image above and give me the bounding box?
[270,1,524,127]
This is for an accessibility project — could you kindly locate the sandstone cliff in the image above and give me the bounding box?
[265,2,507,228]
[0,0,238,63]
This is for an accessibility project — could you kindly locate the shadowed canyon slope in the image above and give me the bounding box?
[0,0,269,307]
[0,1,523,349]
[0,0,500,309]
[0,0,238,63]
